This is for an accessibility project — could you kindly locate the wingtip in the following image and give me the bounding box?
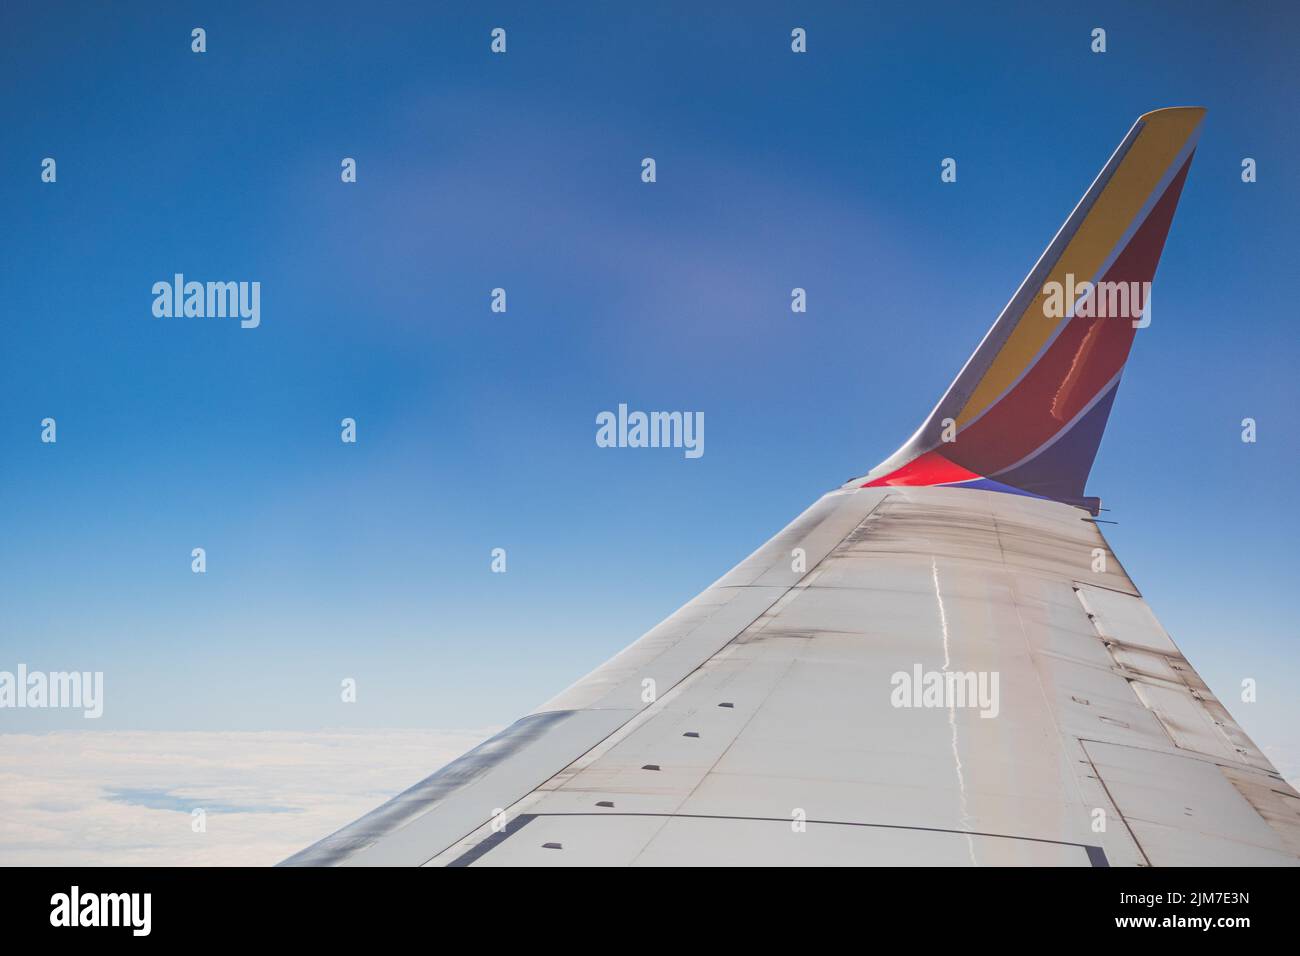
[859,104,1205,504]
[1138,106,1207,124]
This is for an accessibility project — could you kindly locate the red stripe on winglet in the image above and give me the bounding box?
[863,450,983,487]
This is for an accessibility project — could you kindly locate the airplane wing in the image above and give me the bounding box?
[283,107,1300,867]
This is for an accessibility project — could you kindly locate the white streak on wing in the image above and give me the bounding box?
[933,556,977,865]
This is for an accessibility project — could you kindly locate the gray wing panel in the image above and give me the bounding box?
[420,487,1300,867]
[279,710,626,866]
[283,488,884,866]
[288,485,1300,867]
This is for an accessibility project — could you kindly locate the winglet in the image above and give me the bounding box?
[855,108,1205,513]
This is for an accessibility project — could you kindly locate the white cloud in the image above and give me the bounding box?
[0,728,494,866]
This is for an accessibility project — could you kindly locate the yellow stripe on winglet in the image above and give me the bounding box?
[954,107,1205,427]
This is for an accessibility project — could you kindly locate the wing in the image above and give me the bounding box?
[283,108,1300,867]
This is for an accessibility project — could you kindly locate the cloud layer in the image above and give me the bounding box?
[0,728,493,866]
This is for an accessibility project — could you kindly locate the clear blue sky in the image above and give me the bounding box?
[1,3,1296,769]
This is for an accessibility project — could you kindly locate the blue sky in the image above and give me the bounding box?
[1,2,1296,773]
